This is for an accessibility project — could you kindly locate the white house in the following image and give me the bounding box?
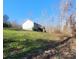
[22,19,46,32]
[22,20,34,30]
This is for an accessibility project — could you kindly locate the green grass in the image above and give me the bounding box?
[3,29,59,59]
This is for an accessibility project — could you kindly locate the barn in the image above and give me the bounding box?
[22,19,46,32]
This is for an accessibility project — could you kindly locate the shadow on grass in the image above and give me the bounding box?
[4,37,75,59]
[3,38,56,59]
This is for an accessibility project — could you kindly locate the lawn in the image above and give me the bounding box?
[3,29,59,59]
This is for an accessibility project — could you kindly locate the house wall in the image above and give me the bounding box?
[22,20,46,32]
[22,20,34,30]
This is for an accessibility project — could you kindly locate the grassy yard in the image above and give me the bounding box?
[3,29,60,59]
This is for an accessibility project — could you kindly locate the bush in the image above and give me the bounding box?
[3,22,11,28]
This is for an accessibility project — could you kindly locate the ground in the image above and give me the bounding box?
[3,28,76,59]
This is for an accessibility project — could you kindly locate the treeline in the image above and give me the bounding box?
[3,15,22,30]
[45,0,76,37]
[3,15,11,27]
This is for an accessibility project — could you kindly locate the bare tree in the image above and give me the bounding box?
[60,0,76,37]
